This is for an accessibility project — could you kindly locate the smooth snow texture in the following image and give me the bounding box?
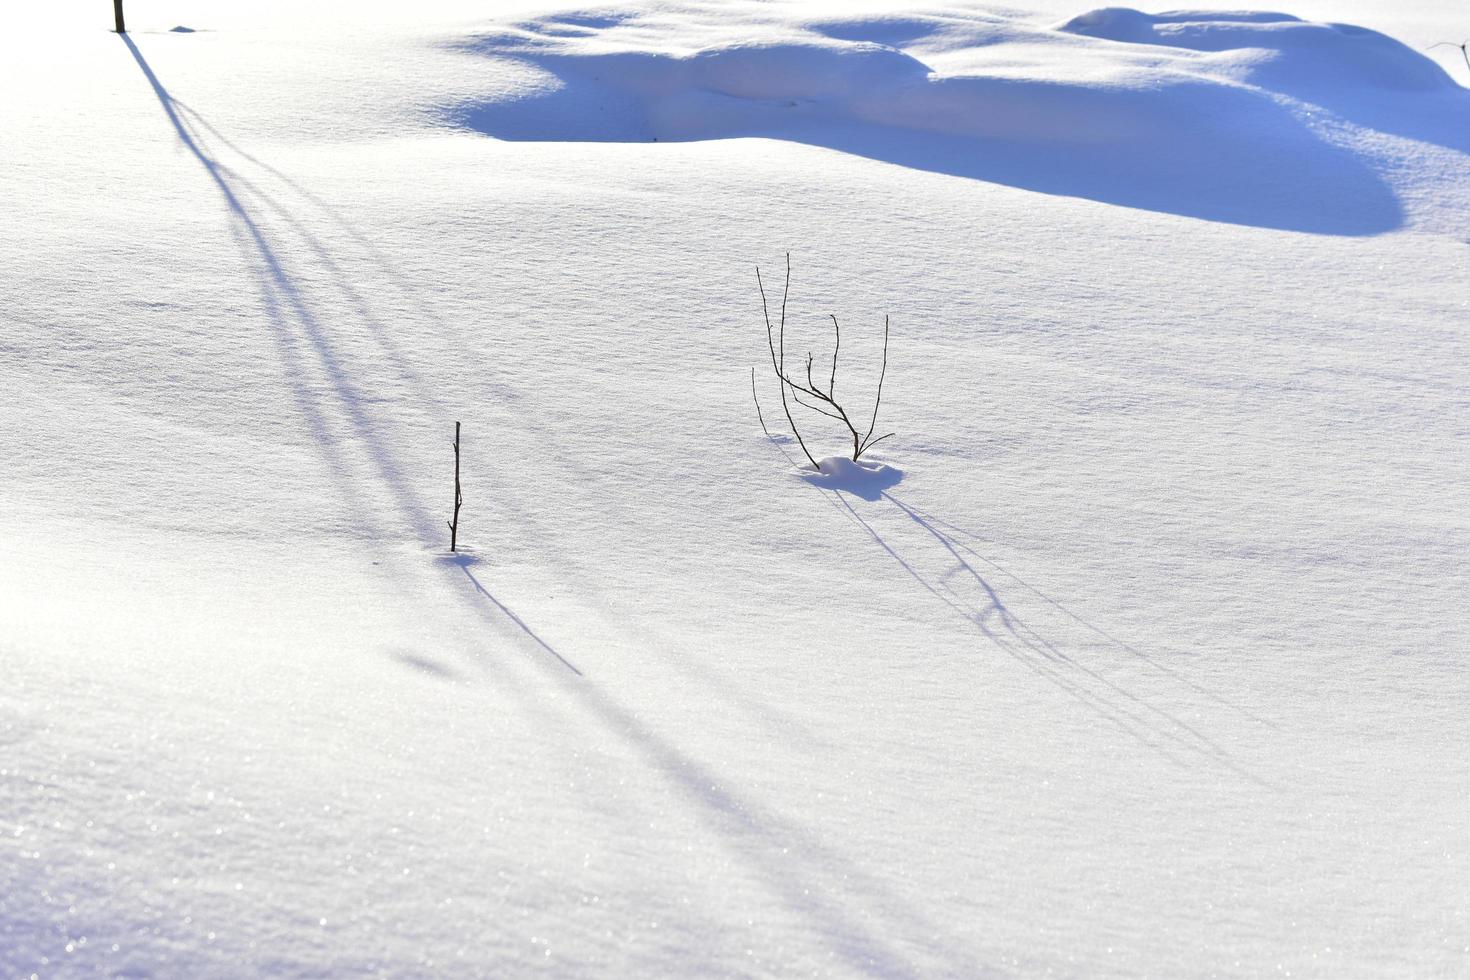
[452,4,1470,232]
[2,0,1470,977]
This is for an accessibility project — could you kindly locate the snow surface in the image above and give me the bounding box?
[2,1,1469,977]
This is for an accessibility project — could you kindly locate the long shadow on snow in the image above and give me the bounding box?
[757,431,1272,786]
[124,39,961,972]
[885,491,1271,787]
[889,499,1281,733]
[127,31,834,786]
[455,46,1402,235]
[138,57,641,625]
[123,31,813,756]
[148,65,822,752]
[444,562,991,978]
[122,34,437,543]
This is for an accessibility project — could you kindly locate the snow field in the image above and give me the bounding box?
[2,1,1469,977]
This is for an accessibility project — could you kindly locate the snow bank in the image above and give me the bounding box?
[1059,9,1457,91]
[451,4,1469,233]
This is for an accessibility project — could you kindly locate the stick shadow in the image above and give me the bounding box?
[863,488,1274,786]
[124,51,900,951]
[758,425,1271,786]
[121,34,437,543]
[444,557,986,977]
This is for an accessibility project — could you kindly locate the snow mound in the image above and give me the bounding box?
[1059,9,1459,92]
[797,456,903,501]
[808,15,974,49]
[689,41,930,102]
[451,5,1467,232]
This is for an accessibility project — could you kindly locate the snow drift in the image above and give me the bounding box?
[1059,9,1454,91]
[451,5,1470,233]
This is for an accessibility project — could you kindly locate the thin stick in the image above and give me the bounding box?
[750,367,774,439]
[754,257,895,465]
[1430,41,1470,73]
[448,421,462,552]
[757,258,819,470]
[770,333,862,452]
[828,314,840,400]
[792,390,845,421]
[862,431,897,453]
[114,0,126,32]
[857,315,891,459]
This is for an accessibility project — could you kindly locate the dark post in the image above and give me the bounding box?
[448,421,462,552]
[114,0,126,33]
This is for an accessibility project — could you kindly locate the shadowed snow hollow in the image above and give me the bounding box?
[449,5,1470,233]
[796,457,904,501]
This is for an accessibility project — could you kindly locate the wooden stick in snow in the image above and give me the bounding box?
[448,421,462,552]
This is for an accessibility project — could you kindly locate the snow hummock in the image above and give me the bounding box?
[1060,8,1455,92]
[451,3,1469,233]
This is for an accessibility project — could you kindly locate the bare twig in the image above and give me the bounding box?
[753,260,897,465]
[757,255,819,470]
[448,421,462,552]
[856,315,891,460]
[792,390,845,421]
[1430,41,1470,73]
[862,432,897,453]
[750,367,774,439]
[828,314,839,400]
